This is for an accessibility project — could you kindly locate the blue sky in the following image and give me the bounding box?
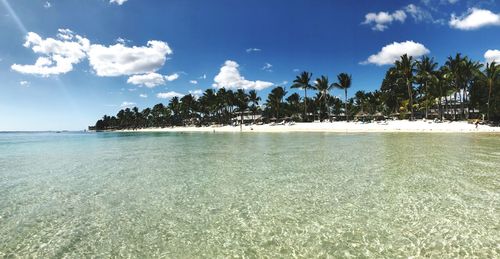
[1,0,499,130]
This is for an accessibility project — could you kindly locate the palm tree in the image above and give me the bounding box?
[333,73,352,121]
[478,62,500,121]
[199,89,217,123]
[415,56,438,119]
[462,58,483,118]
[286,93,301,119]
[235,89,249,130]
[315,75,334,121]
[168,97,181,126]
[292,71,314,122]
[248,89,261,123]
[354,90,367,113]
[443,55,483,120]
[395,54,416,120]
[266,86,288,121]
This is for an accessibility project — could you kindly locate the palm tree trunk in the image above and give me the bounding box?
[464,86,469,120]
[344,89,348,121]
[326,95,331,122]
[424,82,429,120]
[439,96,443,120]
[444,95,449,120]
[304,89,307,122]
[453,91,458,120]
[487,83,492,121]
[240,112,243,131]
[407,80,414,120]
[459,89,464,120]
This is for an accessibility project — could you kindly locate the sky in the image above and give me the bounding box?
[0,0,499,131]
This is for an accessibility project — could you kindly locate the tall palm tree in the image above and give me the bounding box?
[395,54,416,120]
[266,86,288,120]
[315,75,334,121]
[286,93,301,119]
[478,62,500,121]
[333,73,352,121]
[292,71,314,122]
[444,53,467,120]
[199,89,217,123]
[416,56,438,119]
[354,90,367,113]
[462,58,483,118]
[235,89,249,130]
[248,89,261,122]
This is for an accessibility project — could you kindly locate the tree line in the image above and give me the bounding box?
[92,53,500,130]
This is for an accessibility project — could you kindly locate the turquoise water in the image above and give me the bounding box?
[0,132,499,257]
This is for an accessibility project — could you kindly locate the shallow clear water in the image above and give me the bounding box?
[0,132,499,257]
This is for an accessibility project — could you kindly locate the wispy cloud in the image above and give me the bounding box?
[127,72,178,88]
[20,80,30,87]
[110,0,128,5]
[262,62,273,72]
[362,10,406,31]
[246,48,261,53]
[120,101,136,108]
[405,4,442,24]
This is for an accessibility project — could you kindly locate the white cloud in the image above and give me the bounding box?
[199,74,207,79]
[127,72,178,88]
[11,30,90,76]
[212,60,274,91]
[127,73,165,88]
[139,93,148,98]
[20,80,30,87]
[44,1,51,9]
[246,48,261,53]
[262,62,273,72]
[189,80,198,84]
[88,40,172,76]
[120,101,136,108]
[165,73,179,81]
[157,91,184,99]
[484,49,500,63]
[293,68,300,72]
[362,10,407,31]
[449,8,500,30]
[361,41,430,66]
[110,0,128,5]
[12,29,174,80]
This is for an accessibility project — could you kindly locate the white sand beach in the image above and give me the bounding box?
[122,120,500,133]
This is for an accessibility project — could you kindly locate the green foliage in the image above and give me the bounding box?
[93,53,500,130]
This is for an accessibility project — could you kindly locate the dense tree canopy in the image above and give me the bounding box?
[93,53,500,130]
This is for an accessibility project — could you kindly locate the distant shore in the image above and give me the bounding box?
[117,120,500,133]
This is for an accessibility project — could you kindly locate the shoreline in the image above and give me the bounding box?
[116,120,500,133]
